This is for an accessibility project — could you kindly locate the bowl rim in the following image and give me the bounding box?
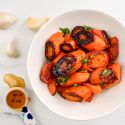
[27,9,125,120]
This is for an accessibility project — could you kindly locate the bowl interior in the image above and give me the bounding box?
[27,10,125,120]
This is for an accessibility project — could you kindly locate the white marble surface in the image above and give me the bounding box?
[0,0,125,124]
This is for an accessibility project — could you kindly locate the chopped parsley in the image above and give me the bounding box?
[101,69,112,76]
[83,25,94,31]
[81,56,89,64]
[56,76,70,86]
[59,27,70,34]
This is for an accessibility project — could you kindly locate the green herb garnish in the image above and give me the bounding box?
[74,84,79,87]
[61,76,70,83]
[79,70,87,73]
[59,27,70,34]
[56,79,61,86]
[83,25,94,31]
[101,69,112,76]
[81,56,89,64]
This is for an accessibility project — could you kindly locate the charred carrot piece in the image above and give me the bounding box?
[65,39,77,50]
[91,29,110,48]
[62,86,92,101]
[48,80,56,96]
[64,34,71,42]
[60,43,73,53]
[60,72,90,86]
[61,92,83,102]
[107,37,119,63]
[84,83,103,94]
[45,32,64,61]
[52,49,85,76]
[109,63,121,80]
[90,68,104,85]
[83,34,109,51]
[40,63,54,84]
[56,86,71,94]
[85,93,95,102]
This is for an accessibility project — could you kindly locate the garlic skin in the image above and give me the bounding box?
[5,37,19,58]
[26,17,49,31]
[0,12,17,29]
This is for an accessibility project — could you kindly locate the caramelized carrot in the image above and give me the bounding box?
[62,86,92,101]
[90,68,104,85]
[65,39,77,50]
[45,32,64,61]
[60,72,90,86]
[85,93,95,102]
[56,86,71,94]
[48,80,56,96]
[107,37,119,63]
[64,34,71,42]
[109,63,121,80]
[91,29,110,48]
[60,43,73,53]
[84,83,103,94]
[83,35,109,51]
[40,63,54,84]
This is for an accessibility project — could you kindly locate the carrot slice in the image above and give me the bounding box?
[65,39,77,50]
[85,93,95,102]
[90,68,104,85]
[48,80,56,96]
[40,63,54,84]
[84,83,103,94]
[64,34,71,42]
[60,72,90,86]
[83,34,109,51]
[56,86,71,94]
[60,43,73,53]
[45,32,64,61]
[109,63,121,80]
[62,86,92,101]
[62,92,83,102]
[91,29,110,48]
[87,51,109,69]
[107,37,119,63]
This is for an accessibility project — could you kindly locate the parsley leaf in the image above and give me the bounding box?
[83,25,94,31]
[59,27,70,34]
[101,69,112,76]
[81,56,89,64]
[61,76,70,83]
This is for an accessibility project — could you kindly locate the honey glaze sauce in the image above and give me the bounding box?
[6,90,26,109]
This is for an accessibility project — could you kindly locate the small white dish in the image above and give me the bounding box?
[27,9,125,120]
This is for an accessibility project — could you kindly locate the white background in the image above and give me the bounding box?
[0,0,125,125]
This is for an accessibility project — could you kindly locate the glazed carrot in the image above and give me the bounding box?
[48,80,56,96]
[53,52,65,64]
[84,83,103,94]
[53,49,85,76]
[88,51,109,69]
[65,39,77,50]
[90,68,104,85]
[83,35,109,51]
[45,32,64,61]
[64,34,71,42]
[56,86,71,94]
[60,72,90,86]
[91,29,110,48]
[109,63,121,80]
[60,43,73,53]
[107,37,119,63]
[61,92,83,102]
[40,63,54,84]
[62,86,92,101]
[85,93,95,102]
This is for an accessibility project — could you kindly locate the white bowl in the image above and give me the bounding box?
[27,9,125,120]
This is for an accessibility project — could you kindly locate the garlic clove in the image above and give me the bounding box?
[26,17,49,31]
[0,12,17,29]
[5,36,19,58]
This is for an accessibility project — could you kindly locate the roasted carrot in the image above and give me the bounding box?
[62,92,83,102]
[60,43,73,53]
[60,72,90,86]
[90,68,104,85]
[88,51,109,69]
[109,63,121,80]
[84,83,103,94]
[48,80,56,96]
[40,63,54,84]
[64,34,71,42]
[45,32,64,61]
[53,49,85,76]
[56,86,71,94]
[91,29,110,48]
[85,93,95,102]
[65,39,77,50]
[62,86,92,101]
[83,34,109,51]
[107,37,119,63]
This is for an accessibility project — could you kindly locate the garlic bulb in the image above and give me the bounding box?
[26,17,49,31]
[0,12,17,29]
[5,36,19,58]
